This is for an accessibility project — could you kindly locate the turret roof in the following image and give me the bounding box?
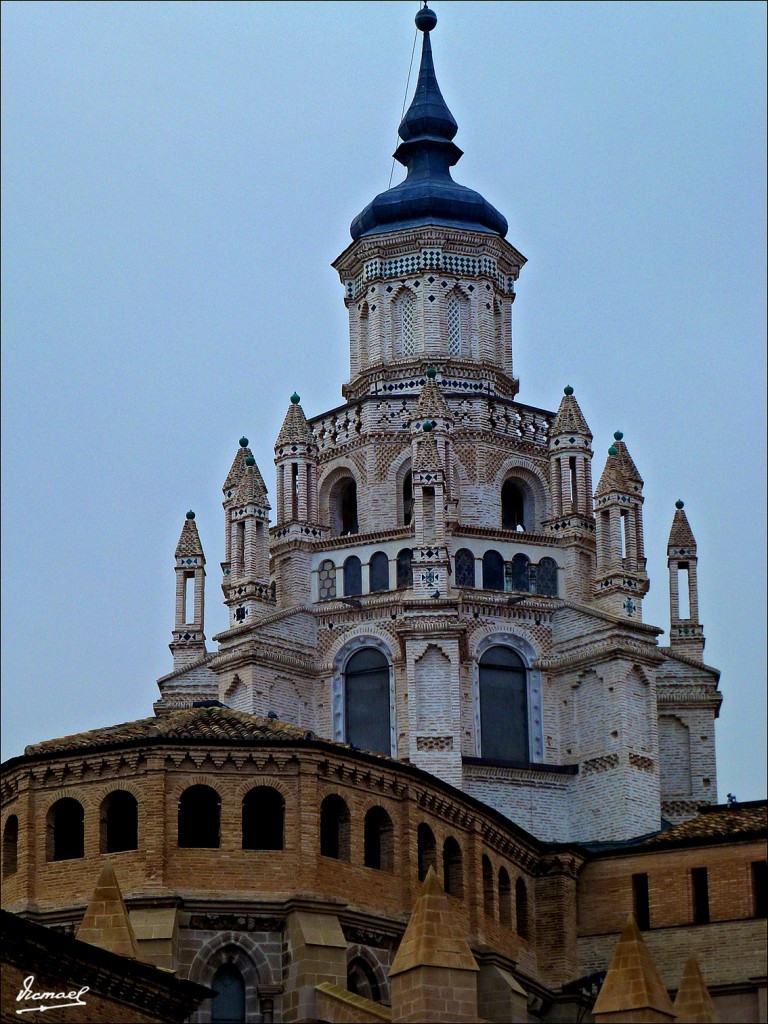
[594,438,643,497]
[234,460,268,506]
[276,399,315,448]
[668,506,697,549]
[350,7,507,240]
[673,956,720,1023]
[551,391,592,439]
[414,376,450,423]
[77,859,140,959]
[591,915,675,1018]
[175,517,204,559]
[223,444,253,493]
[413,428,442,473]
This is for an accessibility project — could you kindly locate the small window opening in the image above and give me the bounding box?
[482,855,494,917]
[3,816,19,877]
[291,462,299,521]
[423,487,435,536]
[101,791,138,854]
[242,787,284,850]
[369,551,390,593]
[47,798,84,862]
[417,823,437,881]
[498,867,512,926]
[501,480,525,531]
[620,511,628,559]
[341,480,359,535]
[454,548,475,588]
[347,958,380,1002]
[184,572,195,624]
[632,872,650,930]
[692,867,710,924]
[320,794,350,861]
[178,785,220,849]
[343,555,362,597]
[516,877,529,938]
[396,548,414,589]
[403,472,413,526]
[678,563,690,619]
[442,837,464,898]
[569,456,578,506]
[482,549,504,591]
[363,806,394,871]
[752,861,767,918]
[235,520,246,571]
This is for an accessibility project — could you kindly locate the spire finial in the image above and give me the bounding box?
[675,499,685,509]
[415,4,437,33]
[290,392,301,405]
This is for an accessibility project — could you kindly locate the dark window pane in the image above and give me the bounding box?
[502,481,525,530]
[178,785,220,848]
[345,649,390,755]
[633,872,650,930]
[242,787,284,850]
[50,799,84,861]
[320,795,350,861]
[537,557,558,597]
[211,963,245,1024]
[417,823,437,881]
[480,647,528,762]
[104,792,138,853]
[396,548,413,589]
[443,837,463,897]
[344,556,362,596]
[402,472,413,526]
[482,550,504,591]
[692,867,710,924]
[455,549,475,588]
[3,816,18,877]
[753,861,768,918]
[511,553,530,592]
[369,552,390,592]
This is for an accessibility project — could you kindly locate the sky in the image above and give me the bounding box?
[2,1,766,801]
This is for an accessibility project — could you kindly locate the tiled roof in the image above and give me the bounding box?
[234,462,268,506]
[667,507,696,548]
[276,402,314,446]
[223,446,252,493]
[175,518,204,558]
[24,707,316,757]
[551,392,592,439]
[642,803,767,846]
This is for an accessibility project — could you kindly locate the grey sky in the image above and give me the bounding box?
[2,1,766,801]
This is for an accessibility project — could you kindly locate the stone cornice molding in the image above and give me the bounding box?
[658,646,721,679]
[540,638,665,672]
[657,685,723,710]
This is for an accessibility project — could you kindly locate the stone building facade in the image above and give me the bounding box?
[1,5,765,1023]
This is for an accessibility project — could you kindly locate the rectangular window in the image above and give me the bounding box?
[677,562,690,619]
[753,860,768,918]
[184,572,195,625]
[692,867,710,924]
[291,463,299,521]
[620,511,628,559]
[569,456,578,506]
[632,872,650,930]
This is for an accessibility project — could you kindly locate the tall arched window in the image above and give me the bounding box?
[330,477,359,536]
[178,785,220,849]
[479,646,528,763]
[396,548,414,589]
[482,550,504,591]
[320,794,350,861]
[100,791,138,854]
[447,291,469,357]
[443,837,464,898]
[502,480,526,531]
[242,787,284,850]
[343,555,362,597]
[318,559,337,601]
[345,648,391,754]
[211,963,246,1024]
[537,557,558,597]
[369,551,390,593]
[402,471,413,527]
[348,957,381,1002]
[417,823,437,881]
[482,855,494,917]
[511,553,530,592]
[364,806,394,871]
[393,291,417,358]
[516,877,530,938]
[47,798,84,862]
[499,867,512,926]
[455,548,476,588]
[3,816,18,877]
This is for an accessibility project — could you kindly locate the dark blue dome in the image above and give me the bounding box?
[350,14,508,240]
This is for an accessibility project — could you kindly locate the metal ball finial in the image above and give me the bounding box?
[426,366,437,379]
[415,4,437,32]
[290,392,301,405]
[245,456,256,467]
[608,445,618,456]
[613,430,624,441]
[239,436,249,448]
[564,385,574,396]
[422,421,433,432]
[186,510,195,520]
[675,499,685,510]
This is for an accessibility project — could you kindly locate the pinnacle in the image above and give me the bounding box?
[591,915,675,1018]
[673,956,719,1023]
[276,399,315,448]
[668,506,696,550]
[223,443,253,494]
[76,859,140,959]
[415,375,450,424]
[234,458,269,506]
[551,390,592,439]
[175,515,204,559]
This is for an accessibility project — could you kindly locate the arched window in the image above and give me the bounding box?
[479,646,528,763]
[516,877,530,938]
[396,548,413,589]
[3,816,18,877]
[511,553,530,592]
[402,471,413,527]
[455,548,476,588]
[393,291,416,359]
[537,557,558,597]
[242,787,284,850]
[318,559,337,601]
[47,798,84,862]
[345,648,391,755]
[348,957,381,1002]
[447,291,469,358]
[330,477,359,536]
[178,785,220,849]
[502,480,526,531]
[499,867,512,926]
[211,962,246,1024]
[100,791,138,854]
[369,551,390,593]
[482,550,504,591]
[443,837,464,898]
[364,806,394,871]
[320,795,350,861]
[482,855,494,917]
[417,823,437,881]
[343,555,362,597]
